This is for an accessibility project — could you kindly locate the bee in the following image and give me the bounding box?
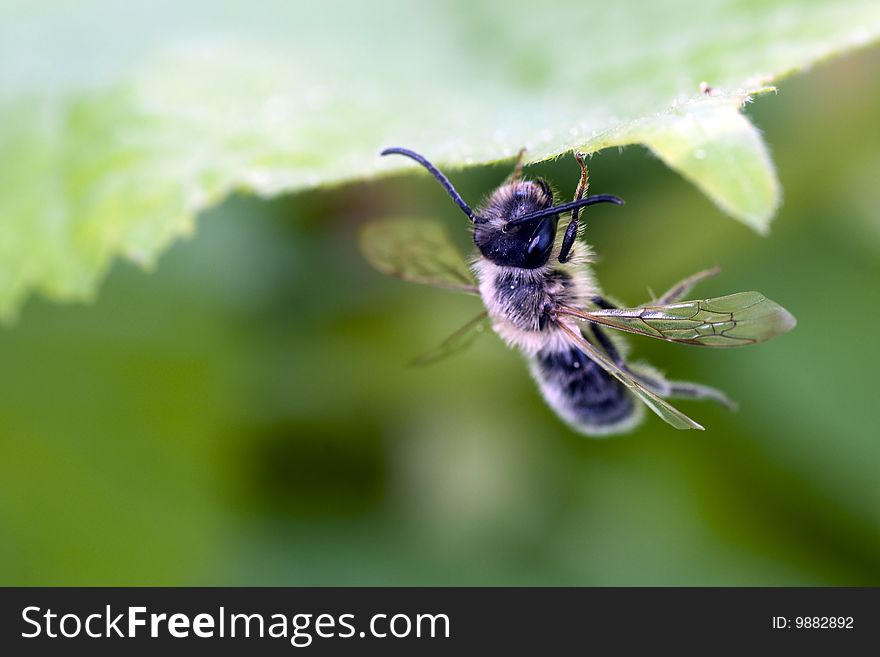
[361,147,796,434]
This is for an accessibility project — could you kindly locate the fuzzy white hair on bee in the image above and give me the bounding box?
[366,147,796,436]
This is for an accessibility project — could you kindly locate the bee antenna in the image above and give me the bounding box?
[503,194,624,230]
[381,147,475,221]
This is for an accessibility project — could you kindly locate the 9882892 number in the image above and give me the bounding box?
[795,617,853,629]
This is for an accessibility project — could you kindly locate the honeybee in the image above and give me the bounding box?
[361,147,796,435]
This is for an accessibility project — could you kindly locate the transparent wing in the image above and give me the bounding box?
[556,322,704,431]
[359,217,478,293]
[410,312,489,366]
[558,291,796,347]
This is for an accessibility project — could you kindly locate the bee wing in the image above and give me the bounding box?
[558,292,795,347]
[359,217,478,294]
[557,322,705,430]
[410,312,490,366]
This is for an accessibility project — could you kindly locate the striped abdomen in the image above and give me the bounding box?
[529,344,642,436]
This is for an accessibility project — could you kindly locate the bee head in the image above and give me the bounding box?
[473,180,559,269]
[379,147,623,270]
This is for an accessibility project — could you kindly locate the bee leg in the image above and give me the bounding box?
[558,218,580,264]
[649,266,721,304]
[665,381,738,412]
[559,153,590,263]
[586,324,623,365]
[587,321,669,390]
[505,148,528,183]
[591,295,616,310]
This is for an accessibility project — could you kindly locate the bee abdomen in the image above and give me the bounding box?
[530,346,642,436]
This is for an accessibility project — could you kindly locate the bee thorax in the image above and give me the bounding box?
[474,258,596,356]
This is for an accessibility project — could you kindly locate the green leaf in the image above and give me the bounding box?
[2,0,879,319]
[625,95,780,235]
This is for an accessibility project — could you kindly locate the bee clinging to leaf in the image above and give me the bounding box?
[361,147,796,435]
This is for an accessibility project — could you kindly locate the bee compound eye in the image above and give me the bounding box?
[523,218,556,268]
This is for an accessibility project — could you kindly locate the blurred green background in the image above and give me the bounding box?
[2,44,879,586]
